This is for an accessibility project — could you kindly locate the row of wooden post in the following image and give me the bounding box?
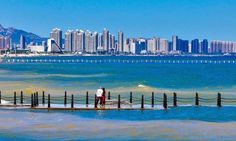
[0,91,222,109]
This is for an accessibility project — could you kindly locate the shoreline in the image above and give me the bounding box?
[0,53,236,58]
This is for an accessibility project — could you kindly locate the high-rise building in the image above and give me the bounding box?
[110,34,115,53]
[129,39,137,54]
[92,32,98,53]
[0,36,5,49]
[201,39,208,54]
[97,33,103,51]
[124,38,130,53]
[20,35,26,49]
[103,28,109,52]
[147,38,159,54]
[72,30,79,52]
[136,38,147,54]
[0,36,10,50]
[159,39,169,53]
[233,42,236,53]
[64,30,73,52]
[85,31,97,53]
[78,30,85,52]
[210,40,234,54]
[118,31,124,53]
[50,28,62,48]
[178,39,189,53]
[172,35,178,51]
[191,39,200,53]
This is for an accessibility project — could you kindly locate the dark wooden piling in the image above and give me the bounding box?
[14,91,16,105]
[108,91,111,100]
[36,92,38,106]
[48,94,50,108]
[195,93,199,106]
[42,91,45,105]
[31,94,34,107]
[217,93,222,107]
[141,95,144,109]
[163,93,168,109]
[64,91,67,106]
[33,93,36,106]
[130,92,133,104]
[0,91,1,104]
[173,92,177,107]
[151,92,154,108]
[71,94,74,108]
[86,91,89,106]
[20,91,23,104]
[118,95,121,108]
[94,94,97,108]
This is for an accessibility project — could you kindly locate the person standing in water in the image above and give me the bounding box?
[96,87,103,107]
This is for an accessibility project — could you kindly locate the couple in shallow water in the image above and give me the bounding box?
[96,87,106,107]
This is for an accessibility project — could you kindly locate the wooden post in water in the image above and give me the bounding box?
[71,94,74,108]
[48,94,50,108]
[118,95,121,109]
[151,92,154,108]
[163,93,167,109]
[94,94,97,108]
[141,95,144,109]
[173,92,177,107]
[36,92,38,106]
[31,94,34,107]
[0,91,2,104]
[86,91,89,106]
[20,91,23,104]
[108,91,111,100]
[195,93,199,106]
[130,92,133,104]
[217,93,222,107]
[42,91,45,105]
[14,91,16,105]
[64,91,67,106]
[33,93,36,107]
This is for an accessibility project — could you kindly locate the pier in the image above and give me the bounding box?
[0,90,236,110]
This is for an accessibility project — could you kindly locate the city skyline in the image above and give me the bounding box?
[0,0,236,41]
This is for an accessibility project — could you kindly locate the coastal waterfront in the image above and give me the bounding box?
[0,56,236,140]
[0,56,236,97]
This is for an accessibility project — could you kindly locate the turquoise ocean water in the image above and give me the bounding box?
[0,56,236,140]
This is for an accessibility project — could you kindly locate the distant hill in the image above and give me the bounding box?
[0,24,47,44]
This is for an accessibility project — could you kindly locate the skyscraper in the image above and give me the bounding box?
[64,30,73,52]
[0,36,5,49]
[103,28,109,52]
[172,35,178,51]
[159,39,169,53]
[118,31,124,53]
[20,35,26,49]
[92,32,98,53]
[201,39,208,54]
[50,28,62,48]
[72,30,79,52]
[191,39,200,53]
[78,30,85,52]
[147,38,158,54]
[178,39,189,53]
[97,33,103,51]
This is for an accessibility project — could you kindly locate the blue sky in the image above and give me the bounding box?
[0,0,236,41]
